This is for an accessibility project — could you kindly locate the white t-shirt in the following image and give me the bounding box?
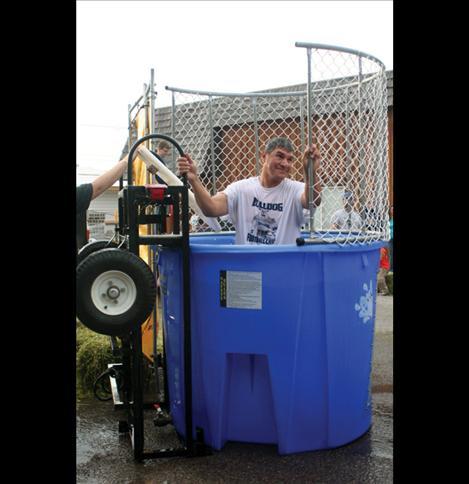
[223,177,305,245]
[330,208,363,230]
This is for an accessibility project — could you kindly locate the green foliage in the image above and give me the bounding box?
[76,327,115,392]
[76,321,156,398]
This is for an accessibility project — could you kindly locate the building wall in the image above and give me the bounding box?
[87,188,119,239]
[217,108,393,208]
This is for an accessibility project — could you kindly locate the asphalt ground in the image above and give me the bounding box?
[77,294,393,483]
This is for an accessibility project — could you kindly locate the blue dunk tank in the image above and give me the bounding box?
[158,233,383,454]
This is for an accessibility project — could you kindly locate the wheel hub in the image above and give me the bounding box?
[91,270,137,316]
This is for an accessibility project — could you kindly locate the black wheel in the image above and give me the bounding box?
[76,239,127,267]
[76,248,157,336]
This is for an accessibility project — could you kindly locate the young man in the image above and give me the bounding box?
[176,137,322,245]
[330,190,363,231]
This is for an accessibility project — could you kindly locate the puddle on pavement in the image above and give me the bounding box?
[77,392,392,483]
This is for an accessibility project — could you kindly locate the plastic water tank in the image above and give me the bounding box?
[158,233,382,454]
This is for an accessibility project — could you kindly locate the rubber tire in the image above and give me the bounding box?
[77,239,126,267]
[76,248,156,336]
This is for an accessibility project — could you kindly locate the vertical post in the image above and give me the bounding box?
[148,71,160,396]
[306,47,315,236]
[127,187,144,461]
[124,103,132,191]
[149,69,156,153]
[345,87,351,190]
[180,185,194,454]
[299,96,305,156]
[358,56,366,217]
[143,83,151,186]
[171,91,176,170]
[252,97,260,175]
[208,95,217,195]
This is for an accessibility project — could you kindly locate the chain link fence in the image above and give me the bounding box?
[162,44,389,244]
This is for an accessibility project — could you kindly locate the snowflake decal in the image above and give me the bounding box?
[354,280,373,324]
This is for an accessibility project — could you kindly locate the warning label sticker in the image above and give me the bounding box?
[220,270,262,310]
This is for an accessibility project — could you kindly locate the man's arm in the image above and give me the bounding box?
[91,155,128,200]
[177,154,228,217]
[300,145,322,209]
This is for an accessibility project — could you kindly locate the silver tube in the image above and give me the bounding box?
[129,95,144,115]
[295,42,385,70]
[142,83,151,185]
[166,75,381,99]
[252,97,260,175]
[171,91,176,168]
[127,103,132,154]
[149,72,160,395]
[208,96,216,195]
[299,96,305,155]
[345,87,351,187]
[358,57,366,216]
[165,85,304,98]
[149,69,156,153]
[306,47,315,235]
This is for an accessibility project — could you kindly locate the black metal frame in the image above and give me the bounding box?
[112,134,210,461]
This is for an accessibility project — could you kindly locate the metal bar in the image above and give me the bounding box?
[299,96,305,155]
[252,97,260,175]
[127,188,140,255]
[305,47,315,235]
[108,363,123,405]
[180,183,194,455]
[138,234,183,245]
[298,235,373,245]
[129,95,144,115]
[161,296,170,408]
[137,214,164,225]
[165,85,304,98]
[358,56,366,214]
[149,69,156,153]
[131,327,145,461]
[294,42,386,69]
[171,91,176,168]
[345,87,351,188]
[166,73,382,100]
[208,96,217,195]
[152,246,160,399]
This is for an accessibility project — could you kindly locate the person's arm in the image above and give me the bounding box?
[91,155,128,200]
[300,145,322,209]
[177,154,228,217]
[330,210,340,230]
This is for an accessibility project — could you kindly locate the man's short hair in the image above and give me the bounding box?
[157,140,171,151]
[265,137,295,154]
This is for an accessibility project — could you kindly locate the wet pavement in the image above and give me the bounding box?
[77,295,393,483]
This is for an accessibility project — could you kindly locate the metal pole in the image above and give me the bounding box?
[125,103,132,190]
[345,87,351,189]
[306,47,315,236]
[358,57,366,216]
[149,69,156,154]
[171,91,176,169]
[299,96,305,156]
[149,70,161,398]
[143,83,149,175]
[208,95,216,195]
[252,97,260,176]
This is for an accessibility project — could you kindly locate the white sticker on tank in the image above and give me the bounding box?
[225,271,262,310]
[354,280,373,323]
